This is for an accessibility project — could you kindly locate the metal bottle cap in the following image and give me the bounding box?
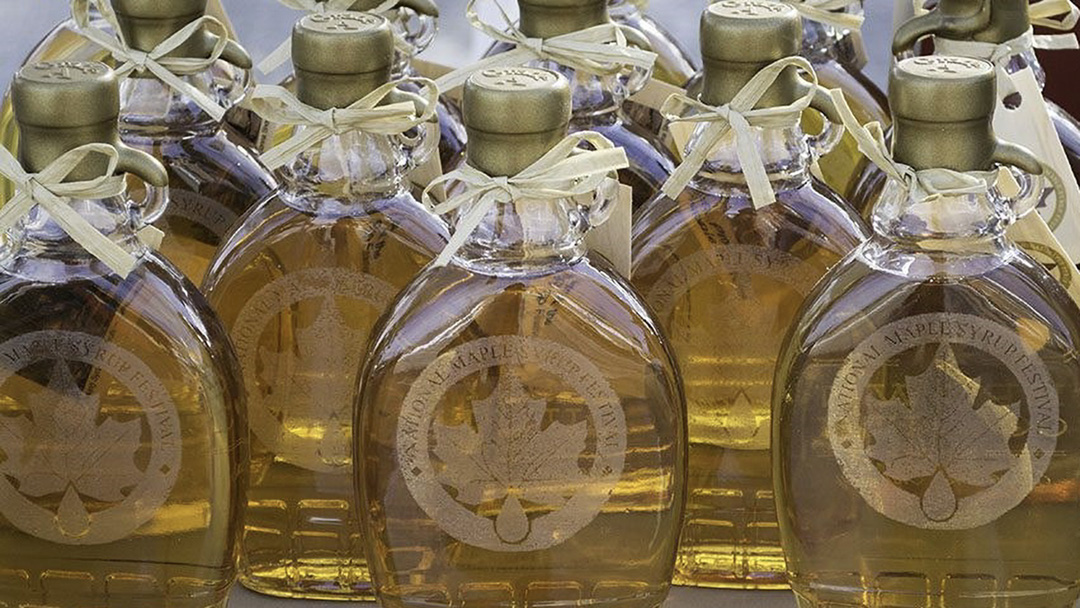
[11,61,167,183]
[518,0,609,38]
[293,12,395,109]
[890,56,999,171]
[463,67,571,176]
[699,1,803,107]
[110,0,252,67]
[893,0,1027,53]
[347,0,440,17]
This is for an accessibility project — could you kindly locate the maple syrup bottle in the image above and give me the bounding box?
[775,56,1080,608]
[0,0,261,202]
[891,0,1080,248]
[483,0,676,210]
[100,0,277,283]
[0,61,245,608]
[358,68,685,608]
[632,2,868,589]
[202,12,448,600]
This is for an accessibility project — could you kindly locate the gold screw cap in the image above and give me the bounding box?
[699,1,802,107]
[463,67,571,176]
[890,56,999,170]
[518,0,609,38]
[292,12,395,109]
[11,61,167,183]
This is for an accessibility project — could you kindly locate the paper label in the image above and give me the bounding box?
[627,78,686,114]
[414,59,460,101]
[585,184,633,277]
[411,151,446,203]
[994,68,1080,262]
[893,0,917,33]
[1008,214,1080,306]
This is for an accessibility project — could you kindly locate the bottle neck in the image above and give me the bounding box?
[535,60,630,119]
[688,123,814,196]
[451,195,591,274]
[279,130,411,209]
[0,193,144,279]
[117,65,245,136]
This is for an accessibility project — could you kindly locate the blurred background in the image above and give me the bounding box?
[0,1,1075,113]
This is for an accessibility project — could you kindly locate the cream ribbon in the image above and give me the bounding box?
[249,77,438,170]
[828,88,1000,207]
[773,0,865,30]
[0,144,156,278]
[256,0,408,74]
[421,131,629,267]
[659,56,822,206]
[1031,0,1080,32]
[435,0,657,91]
[72,0,234,122]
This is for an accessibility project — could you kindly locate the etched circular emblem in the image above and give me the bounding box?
[901,56,992,79]
[646,244,820,450]
[829,314,1059,530]
[398,336,627,552]
[304,11,385,32]
[0,331,181,545]
[1018,241,1072,288]
[232,268,397,472]
[710,0,793,18]
[473,68,559,90]
[24,61,107,82]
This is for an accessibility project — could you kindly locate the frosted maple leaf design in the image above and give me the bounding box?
[433,372,588,544]
[0,361,143,538]
[865,343,1020,522]
[259,298,365,464]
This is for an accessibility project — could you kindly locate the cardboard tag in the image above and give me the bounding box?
[411,152,446,203]
[414,59,462,102]
[628,78,686,114]
[585,184,633,277]
[892,0,917,35]
[1009,214,1080,307]
[995,67,1080,263]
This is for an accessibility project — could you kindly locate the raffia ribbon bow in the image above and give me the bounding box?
[257,0,409,74]
[0,144,158,278]
[660,56,824,207]
[249,77,438,170]
[71,0,235,122]
[435,0,657,91]
[421,131,629,266]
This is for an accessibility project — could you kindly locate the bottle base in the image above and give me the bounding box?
[674,542,788,590]
[791,575,1080,608]
[374,586,671,608]
[239,563,374,602]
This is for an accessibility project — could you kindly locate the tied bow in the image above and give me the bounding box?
[257,0,409,74]
[249,77,438,170]
[1031,0,1080,33]
[71,0,235,122]
[828,88,1002,206]
[421,132,629,267]
[772,0,865,30]
[435,0,657,91]
[660,56,823,207]
[0,144,157,278]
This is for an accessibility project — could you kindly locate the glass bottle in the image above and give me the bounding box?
[202,12,448,601]
[358,67,685,608]
[0,0,262,202]
[0,61,246,608]
[632,2,868,589]
[891,0,1080,251]
[98,0,277,284]
[482,0,676,210]
[608,0,699,132]
[683,1,888,204]
[775,55,1080,608]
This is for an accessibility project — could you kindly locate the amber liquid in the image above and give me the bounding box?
[775,243,1080,608]
[203,193,447,600]
[0,255,245,608]
[359,253,685,608]
[632,182,866,588]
